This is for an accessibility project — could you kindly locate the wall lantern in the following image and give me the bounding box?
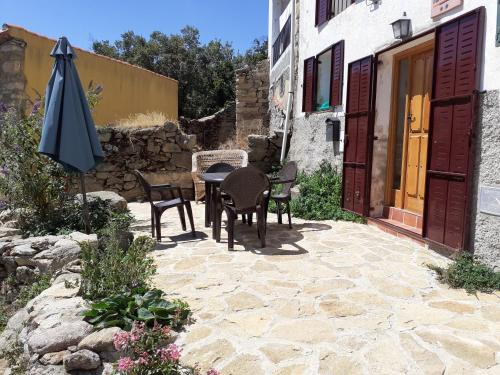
[325,118,341,142]
[391,12,412,40]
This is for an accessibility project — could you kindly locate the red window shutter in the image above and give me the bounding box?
[342,55,374,216]
[330,40,344,107]
[302,57,316,113]
[316,0,330,26]
[424,8,484,251]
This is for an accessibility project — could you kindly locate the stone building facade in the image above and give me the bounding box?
[269,0,500,266]
[0,38,26,112]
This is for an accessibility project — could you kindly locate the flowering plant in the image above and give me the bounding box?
[113,321,219,375]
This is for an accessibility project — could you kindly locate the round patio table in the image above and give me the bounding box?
[201,172,230,239]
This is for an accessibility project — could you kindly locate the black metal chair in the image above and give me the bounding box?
[135,170,195,241]
[217,167,269,250]
[205,162,235,174]
[267,161,298,229]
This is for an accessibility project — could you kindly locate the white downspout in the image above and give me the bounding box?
[280,0,295,164]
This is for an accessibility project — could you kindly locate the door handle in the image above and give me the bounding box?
[407,113,416,123]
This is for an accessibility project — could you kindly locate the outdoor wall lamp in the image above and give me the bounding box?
[326,118,341,142]
[391,12,412,40]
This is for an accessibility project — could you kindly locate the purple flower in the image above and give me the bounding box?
[31,101,42,115]
[0,102,7,113]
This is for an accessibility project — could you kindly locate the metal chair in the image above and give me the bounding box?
[135,170,195,241]
[217,167,269,250]
[268,161,298,229]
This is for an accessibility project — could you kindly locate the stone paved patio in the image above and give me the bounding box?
[129,202,500,375]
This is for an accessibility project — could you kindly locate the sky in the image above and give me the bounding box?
[1,0,269,54]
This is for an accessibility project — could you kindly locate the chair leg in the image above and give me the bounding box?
[241,214,246,224]
[185,202,196,237]
[151,207,155,238]
[215,203,224,242]
[286,201,292,229]
[155,212,162,242]
[227,210,236,250]
[257,207,266,248]
[277,201,283,224]
[177,206,187,231]
[248,213,253,226]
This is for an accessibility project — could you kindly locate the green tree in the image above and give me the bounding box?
[92,27,267,119]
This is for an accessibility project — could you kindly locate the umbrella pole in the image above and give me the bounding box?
[79,173,91,234]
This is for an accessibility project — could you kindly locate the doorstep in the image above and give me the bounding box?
[367,217,426,246]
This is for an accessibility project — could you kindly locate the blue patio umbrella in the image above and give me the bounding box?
[39,37,104,233]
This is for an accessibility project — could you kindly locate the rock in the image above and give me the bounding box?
[182,339,235,373]
[77,191,127,211]
[270,319,335,343]
[11,244,38,256]
[162,143,181,153]
[27,364,67,375]
[399,333,445,375]
[68,232,98,247]
[39,350,71,365]
[27,321,93,356]
[15,265,39,283]
[77,327,122,353]
[221,354,264,375]
[225,292,265,311]
[6,307,29,331]
[63,349,101,371]
[319,352,363,375]
[33,239,81,273]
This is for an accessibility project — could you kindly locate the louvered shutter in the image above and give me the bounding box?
[330,40,344,107]
[424,8,485,250]
[316,0,330,26]
[302,57,316,113]
[342,55,374,215]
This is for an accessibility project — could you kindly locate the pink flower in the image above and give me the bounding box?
[136,351,149,366]
[130,322,145,342]
[117,357,135,373]
[157,343,182,362]
[206,369,220,375]
[161,326,171,337]
[114,332,130,351]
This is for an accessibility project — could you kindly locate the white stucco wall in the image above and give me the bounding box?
[294,0,500,118]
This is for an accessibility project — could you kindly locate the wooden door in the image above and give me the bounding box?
[404,50,433,214]
[424,8,484,250]
[342,56,374,216]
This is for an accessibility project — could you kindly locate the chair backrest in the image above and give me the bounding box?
[192,150,248,174]
[206,162,236,173]
[279,161,298,196]
[134,170,153,203]
[221,167,269,211]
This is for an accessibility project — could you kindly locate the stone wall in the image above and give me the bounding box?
[248,132,285,173]
[87,123,197,201]
[0,38,26,112]
[469,90,500,269]
[235,60,270,147]
[179,102,236,150]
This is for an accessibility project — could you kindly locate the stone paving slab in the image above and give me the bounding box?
[129,202,500,375]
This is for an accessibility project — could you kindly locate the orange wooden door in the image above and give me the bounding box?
[404,50,433,214]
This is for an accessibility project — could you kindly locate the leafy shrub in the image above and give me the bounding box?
[112,322,219,375]
[428,253,500,294]
[80,221,156,300]
[83,288,190,331]
[0,339,28,375]
[16,274,52,307]
[290,162,364,222]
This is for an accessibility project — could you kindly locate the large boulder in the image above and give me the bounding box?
[63,349,101,371]
[77,191,127,211]
[27,321,93,356]
[78,327,122,353]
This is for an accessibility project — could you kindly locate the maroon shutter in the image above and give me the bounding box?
[424,8,484,250]
[330,40,344,107]
[342,55,374,215]
[302,57,316,113]
[316,0,330,26]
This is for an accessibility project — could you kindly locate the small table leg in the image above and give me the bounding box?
[212,186,219,241]
[204,182,211,228]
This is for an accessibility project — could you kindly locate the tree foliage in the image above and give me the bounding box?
[92,27,268,119]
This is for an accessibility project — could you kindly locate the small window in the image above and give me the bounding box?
[316,49,332,111]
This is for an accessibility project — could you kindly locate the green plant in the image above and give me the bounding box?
[15,274,52,307]
[290,162,365,222]
[80,223,156,300]
[82,288,190,331]
[1,339,28,375]
[427,253,500,294]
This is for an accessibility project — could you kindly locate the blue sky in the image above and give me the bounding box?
[1,0,269,53]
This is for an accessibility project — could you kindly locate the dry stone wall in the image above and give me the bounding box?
[179,102,236,150]
[0,38,26,112]
[88,123,197,201]
[235,60,270,147]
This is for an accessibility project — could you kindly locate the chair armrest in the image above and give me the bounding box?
[150,184,172,190]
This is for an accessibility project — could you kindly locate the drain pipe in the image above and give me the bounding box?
[280,0,295,164]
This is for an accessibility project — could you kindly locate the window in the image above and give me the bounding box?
[302,41,344,113]
[272,16,291,66]
[316,0,355,26]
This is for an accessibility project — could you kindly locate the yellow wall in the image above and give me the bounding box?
[6,26,178,125]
